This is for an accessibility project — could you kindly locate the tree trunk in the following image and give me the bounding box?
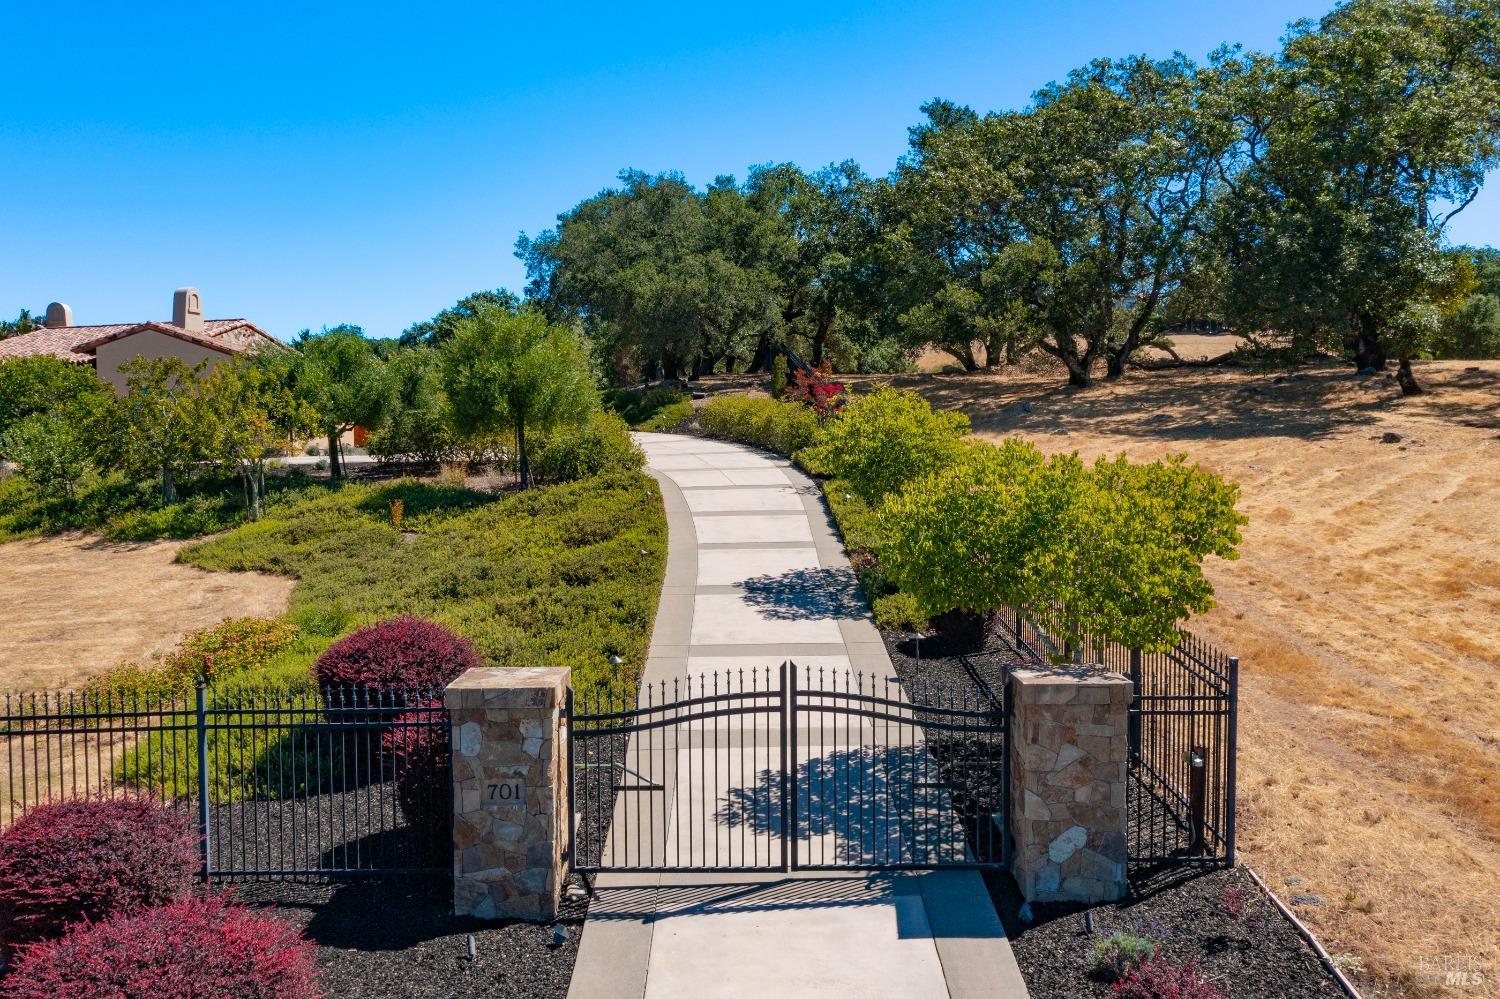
[1065,356,1093,388]
[515,416,531,489]
[161,465,177,505]
[1396,356,1424,396]
[251,463,264,521]
[662,355,682,382]
[327,429,343,479]
[746,333,772,374]
[1352,317,1387,372]
[811,315,833,367]
[1105,351,1129,379]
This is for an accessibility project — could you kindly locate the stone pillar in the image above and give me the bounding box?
[1009,666,1129,905]
[445,666,570,922]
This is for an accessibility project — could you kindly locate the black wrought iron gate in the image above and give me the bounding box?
[567,662,1007,874]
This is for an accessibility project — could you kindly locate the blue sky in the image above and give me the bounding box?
[2,1,1495,341]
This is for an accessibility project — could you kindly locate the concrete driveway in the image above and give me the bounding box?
[566,433,1027,999]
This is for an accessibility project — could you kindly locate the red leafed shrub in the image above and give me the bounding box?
[312,616,479,697]
[0,797,198,952]
[2,895,321,999]
[382,708,451,853]
[1112,954,1224,999]
[787,365,845,418]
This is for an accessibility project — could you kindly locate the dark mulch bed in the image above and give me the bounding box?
[236,878,577,999]
[986,865,1343,999]
[217,728,623,998]
[881,625,1346,999]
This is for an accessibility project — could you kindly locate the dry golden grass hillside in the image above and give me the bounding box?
[0,533,293,689]
[860,357,1499,997]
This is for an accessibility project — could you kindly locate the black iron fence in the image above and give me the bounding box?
[569,662,1007,875]
[999,607,1238,867]
[0,683,451,879]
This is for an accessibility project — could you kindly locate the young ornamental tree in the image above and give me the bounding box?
[292,325,391,478]
[98,357,213,505]
[201,357,317,520]
[441,304,598,488]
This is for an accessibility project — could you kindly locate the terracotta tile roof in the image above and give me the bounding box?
[0,319,275,363]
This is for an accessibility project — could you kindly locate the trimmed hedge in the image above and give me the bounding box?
[697,396,820,455]
[1,895,321,999]
[312,616,480,695]
[0,798,198,952]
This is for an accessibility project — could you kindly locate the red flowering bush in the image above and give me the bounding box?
[312,616,479,697]
[2,895,321,999]
[0,797,198,952]
[1111,954,1224,999]
[383,709,451,854]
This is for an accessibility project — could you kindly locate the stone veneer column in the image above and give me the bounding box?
[445,666,569,922]
[1008,666,1130,905]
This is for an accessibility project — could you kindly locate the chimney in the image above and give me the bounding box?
[172,287,204,333]
[43,302,73,328]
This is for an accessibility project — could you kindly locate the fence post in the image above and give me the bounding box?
[194,678,211,883]
[1187,746,1207,855]
[1127,649,1142,765]
[788,661,799,872]
[1225,656,1239,866]
[779,660,791,873]
[564,686,575,876]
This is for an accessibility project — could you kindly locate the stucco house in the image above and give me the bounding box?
[0,287,278,393]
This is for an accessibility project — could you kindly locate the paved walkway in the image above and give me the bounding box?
[567,433,1027,999]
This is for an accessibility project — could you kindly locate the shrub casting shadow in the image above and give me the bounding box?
[740,567,867,621]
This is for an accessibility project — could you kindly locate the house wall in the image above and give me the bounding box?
[93,330,232,395]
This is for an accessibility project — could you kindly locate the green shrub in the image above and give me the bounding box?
[698,396,821,455]
[801,388,970,504]
[532,411,645,482]
[604,387,694,430]
[0,356,109,444]
[0,467,325,544]
[1,412,93,498]
[1092,932,1158,982]
[1434,293,1500,359]
[873,592,927,631]
[876,440,1244,653]
[88,618,302,696]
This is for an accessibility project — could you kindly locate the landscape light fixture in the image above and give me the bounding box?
[608,654,625,666]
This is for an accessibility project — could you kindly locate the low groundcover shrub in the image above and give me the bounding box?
[1,895,321,999]
[0,797,199,952]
